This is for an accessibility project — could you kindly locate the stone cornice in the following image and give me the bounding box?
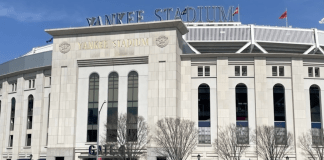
[45,20,188,36]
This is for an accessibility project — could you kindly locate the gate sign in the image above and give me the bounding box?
[89,145,124,156]
[86,6,238,26]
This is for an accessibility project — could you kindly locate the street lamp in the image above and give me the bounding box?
[97,100,107,160]
[285,156,289,160]
[197,154,201,160]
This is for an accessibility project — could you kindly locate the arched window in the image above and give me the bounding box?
[198,84,210,144]
[310,85,321,128]
[127,71,138,108]
[236,84,249,143]
[27,95,33,129]
[127,71,138,141]
[309,85,322,144]
[273,84,286,144]
[87,73,99,142]
[235,84,249,144]
[107,72,119,142]
[10,98,16,131]
[273,84,286,124]
[236,84,248,125]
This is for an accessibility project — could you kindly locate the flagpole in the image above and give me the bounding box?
[286,8,288,27]
[238,4,240,22]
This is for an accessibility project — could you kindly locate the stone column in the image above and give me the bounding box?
[217,57,229,126]
[0,80,9,159]
[32,71,46,159]
[254,57,270,126]
[291,58,307,160]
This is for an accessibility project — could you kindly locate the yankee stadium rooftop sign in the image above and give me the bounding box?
[86,6,238,26]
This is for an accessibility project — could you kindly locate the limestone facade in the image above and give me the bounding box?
[0,20,324,160]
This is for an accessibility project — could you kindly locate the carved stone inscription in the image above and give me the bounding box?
[78,38,149,50]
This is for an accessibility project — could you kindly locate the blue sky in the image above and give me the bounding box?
[0,0,323,64]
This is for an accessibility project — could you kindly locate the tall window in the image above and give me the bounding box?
[26,134,32,146]
[107,72,119,142]
[235,66,247,76]
[10,98,16,131]
[272,66,277,76]
[127,71,138,141]
[273,84,286,144]
[87,73,99,142]
[236,84,249,144]
[12,82,17,92]
[27,95,33,129]
[8,135,13,147]
[236,84,248,123]
[198,84,210,144]
[308,67,320,77]
[28,79,35,89]
[309,85,322,144]
[198,66,203,76]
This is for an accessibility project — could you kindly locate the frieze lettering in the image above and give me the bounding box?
[78,38,149,50]
[113,38,148,48]
[78,41,109,50]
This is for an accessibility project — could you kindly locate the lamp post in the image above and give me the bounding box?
[197,154,201,160]
[97,100,107,160]
[285,156,289,160]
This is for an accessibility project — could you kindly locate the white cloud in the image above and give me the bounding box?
[0,3,43,21]
[0,2,81,22]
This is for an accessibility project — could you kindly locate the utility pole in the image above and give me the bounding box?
[97,100,107,160]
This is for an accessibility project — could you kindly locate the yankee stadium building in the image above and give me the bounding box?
[0,6,324,160]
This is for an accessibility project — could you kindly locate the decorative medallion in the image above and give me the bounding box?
[156,35,169,48]
[59,42,71,54]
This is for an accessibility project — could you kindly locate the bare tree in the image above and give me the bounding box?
[252,125,293,160]
[102,113,150,160]
[213,124,250,160]
[298,129,324,160]
[153,117,198,160]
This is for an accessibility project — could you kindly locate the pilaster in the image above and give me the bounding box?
[254,57,270,125]
[217,57,229,126]
[291,58,307,160]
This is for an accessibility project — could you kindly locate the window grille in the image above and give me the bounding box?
[235,66,240,76]
[236,127,249,144]
[205,66,210,76]
[87,73,99,142]
[198,66,203,76]
[198,84,211,144]
[242,66,247,76]
[309,67,314,77]
[127,71,139,142]
[272,66,277,76]
[279,66,284,76]
[315,67,320,77]
[107,72,119,142]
